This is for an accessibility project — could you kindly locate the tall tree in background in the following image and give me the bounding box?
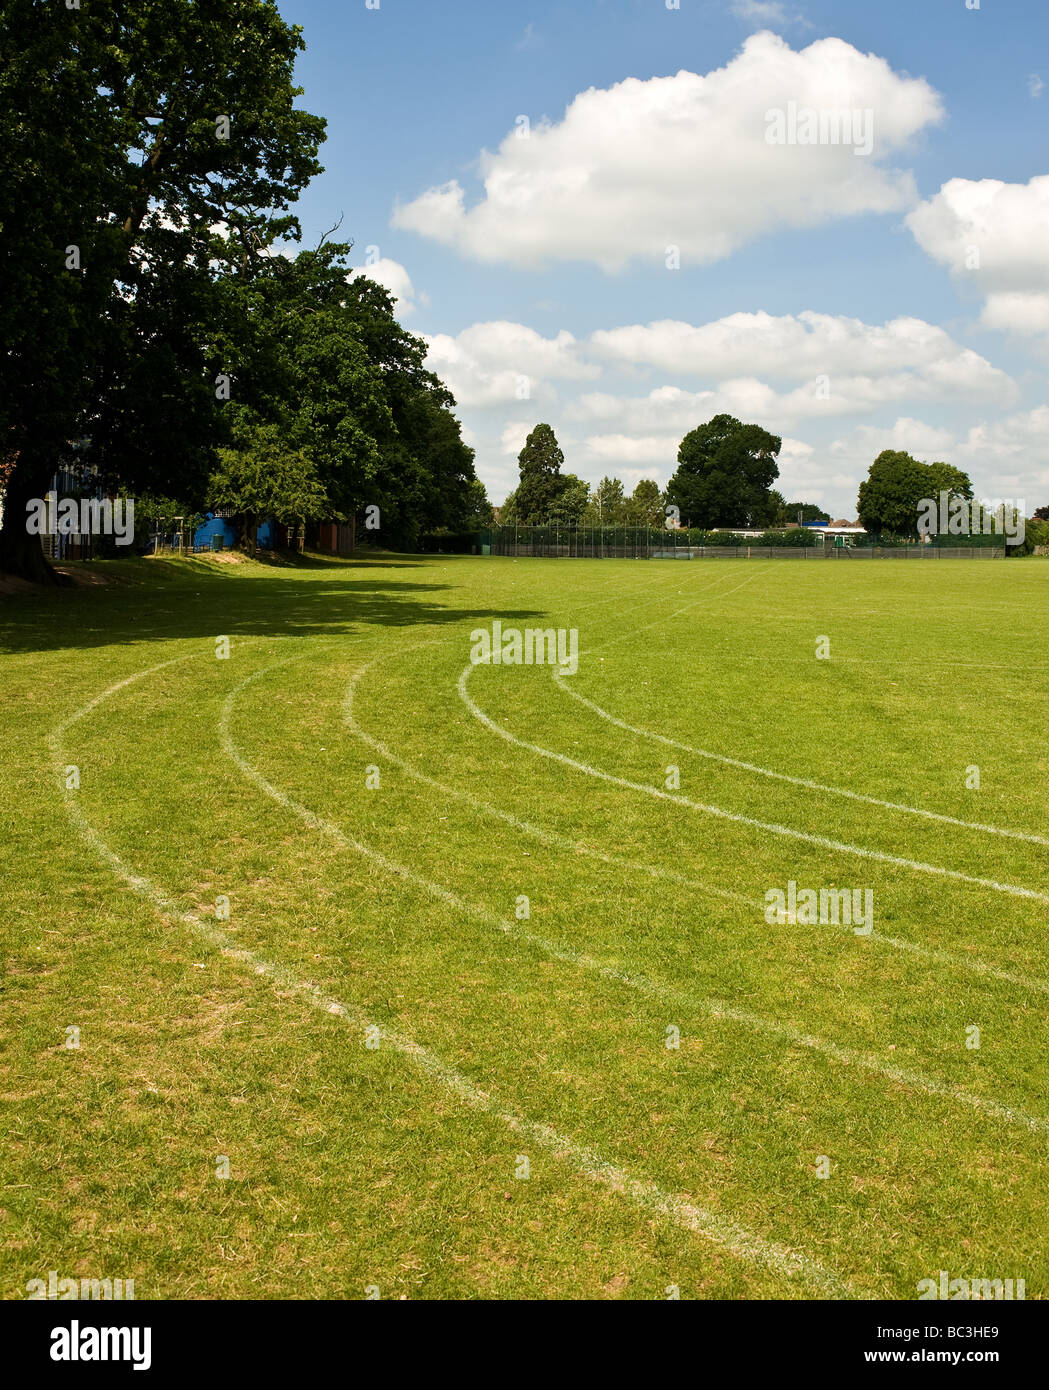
[666,415,781,529]
[512,424,566,523]
[0,0,325,580]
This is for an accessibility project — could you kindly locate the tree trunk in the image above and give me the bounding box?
[0,454,63,584]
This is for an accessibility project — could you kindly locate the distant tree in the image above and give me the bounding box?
[548,473,590,525]
[1034,505,1049,521]
[752,489,788,527]
[857,451,929,536]
[584,476,627,525]
[513,424,566,522]
[625,478,665,526]
[752,490,828,528]
[499,486,521,524]
[857,452,972,538]
[784,501,831,525]
[456,478,494,530]
[666,415,781,528]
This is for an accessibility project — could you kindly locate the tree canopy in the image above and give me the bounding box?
[0,0,479,577]
[857,451,973,537]
[665,415,782,529]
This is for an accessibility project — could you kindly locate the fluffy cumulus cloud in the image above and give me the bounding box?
[567,358,1011,436]
[588,312,1012,398]
[906,176,1049,339]
[829,407,1049,504]
[392,32,943,271]
[435,309,1019,510]
[347,257,423,316]
[423,321,598,408]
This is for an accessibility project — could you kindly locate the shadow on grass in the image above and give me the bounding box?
[0,551,541,656]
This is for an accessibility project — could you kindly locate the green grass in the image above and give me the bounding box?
[2,550,1048,1300]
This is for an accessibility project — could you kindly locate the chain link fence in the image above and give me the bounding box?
[477,526,1006,559]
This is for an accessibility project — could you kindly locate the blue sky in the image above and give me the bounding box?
[280,0,1049,517]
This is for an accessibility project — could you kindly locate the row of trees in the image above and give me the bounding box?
[499,419,828,531]
[498,424,1049,546]
[0,0,485,579]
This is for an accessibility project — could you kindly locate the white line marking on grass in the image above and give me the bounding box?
[225,657,1049,1138]
[458,664,1049,905]
[552,673,1049,849]
[344,651,753,910]
[48,662,847,1297]
[349,650,1049,998]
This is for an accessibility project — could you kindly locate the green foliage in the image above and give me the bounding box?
[548,474,590,525]
[857,451,973,538]
[0,0,326,577]
[756,527,818,547]
[583,476,627,525]
[624,479,665,526]
[513,424,566,523]
[125,493,204,546]
[666,415,781,529]
[454,479,495,531]
[926,462,974,501]
[208,418,327,548]
[784,501,831,525]
[701,531,749,546]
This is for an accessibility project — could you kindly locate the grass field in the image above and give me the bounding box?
[2,551,1048,1301]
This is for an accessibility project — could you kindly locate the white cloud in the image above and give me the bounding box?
[957,406,1049,498]
[347,257,423,316]
[906,176,1049,339]
[393,32,943,271]
[499,421,536,457]
[730,1,790,25]
[567,362,1011,436]
[423,321,598,408]
[589,312,1011,398]
[829,407,1049,505]
[583,433,682,466]
[1029,74,1044,99]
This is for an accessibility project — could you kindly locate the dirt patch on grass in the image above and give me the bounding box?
[53,566,120,587]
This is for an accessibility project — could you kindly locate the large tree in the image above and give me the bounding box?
[857,451,972,537]
[666,415,781,529]
[512,424,566,523]
[0,0,325,580]
[233,252,476,547]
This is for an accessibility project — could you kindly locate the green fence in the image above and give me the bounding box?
[475,526,1006,559]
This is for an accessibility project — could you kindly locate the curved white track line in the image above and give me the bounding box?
[458,663,1049,906]
[225,656,1049,1138]
[348,650,1049,997]
[552,672,1049,849]
[48,657,847,1296]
